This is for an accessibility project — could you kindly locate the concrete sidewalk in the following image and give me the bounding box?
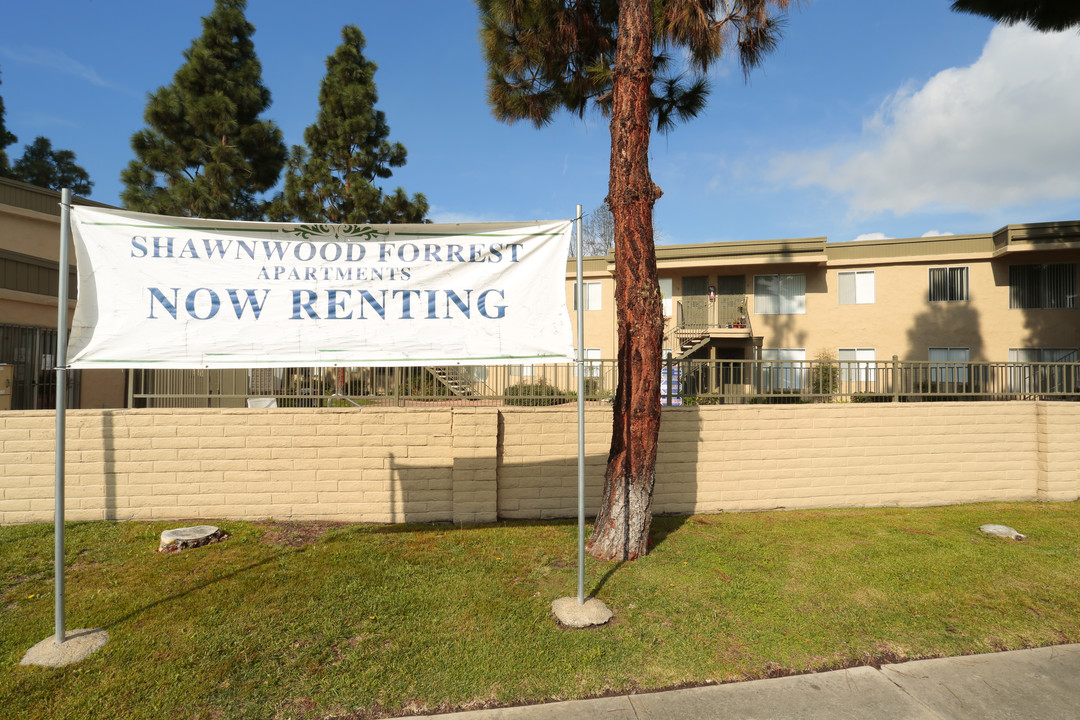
[415,644,1080,719]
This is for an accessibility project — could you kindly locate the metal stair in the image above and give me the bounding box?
[425,366,481,398]
[665,294,754,361]
[676,333,711,359]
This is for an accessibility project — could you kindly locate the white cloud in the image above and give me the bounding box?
[920,230,954,237]
[1,46,133,95]
[771,25,1080,217]
[851,232,891,242]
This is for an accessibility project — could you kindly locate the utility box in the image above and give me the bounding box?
[0,364,12,410]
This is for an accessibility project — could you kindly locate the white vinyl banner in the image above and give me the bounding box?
[67,207,575,368]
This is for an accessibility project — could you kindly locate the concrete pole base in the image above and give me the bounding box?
[21,628,109,667]
[552,596,613,628]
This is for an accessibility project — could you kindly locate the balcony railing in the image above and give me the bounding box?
[127,357,1080,408]
[669,356,1080,405]
[676,295,749,330]
[667,295,752,358]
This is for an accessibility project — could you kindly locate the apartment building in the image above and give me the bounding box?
[569,222,1080,368]
[2,177,1076,407]
[0,178,125,408]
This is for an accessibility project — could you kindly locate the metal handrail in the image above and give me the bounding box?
[126,358,1080,408]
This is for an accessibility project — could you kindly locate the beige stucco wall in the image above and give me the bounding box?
[810,253,1080,362]
[0,201,75,328]
[0,204,71,263]
[565,265,618,359]
[626,250,1079,363]
[1,192,126,409]
[3,402,1077,525]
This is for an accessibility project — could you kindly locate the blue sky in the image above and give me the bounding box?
[3,1,1079,245]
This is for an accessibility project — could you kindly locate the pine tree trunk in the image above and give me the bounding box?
[586,0,663,562]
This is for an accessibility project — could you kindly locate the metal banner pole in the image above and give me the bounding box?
[55,188,72,644]
[575,204,586,605]
[554,205,610,627]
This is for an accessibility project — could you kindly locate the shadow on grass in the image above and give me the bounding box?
[102,550,294,631]
[589,560,624,597]
[87,514,700,629]
[0,523,53,549]
[650,514,692,551]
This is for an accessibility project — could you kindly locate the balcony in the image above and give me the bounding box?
[667,295,753,358]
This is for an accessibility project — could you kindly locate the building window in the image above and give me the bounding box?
[573,281,603,311]
[509,363,534,378]
[838,348,876,383]
[760,348,806,390]
[1009,348,1079,363]
[1009,348,1078,393]
[1009,263,1077,309]
[838,271,875,305]
[929,347,970,383]
[658,277,673,316]
[754,274,806,315]
[929,267,969,302]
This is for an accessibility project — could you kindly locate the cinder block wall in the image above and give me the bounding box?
[2,402,1077,525]
[1040,402,1080,501]
[1,408,466,525]
[654,403,1043,513]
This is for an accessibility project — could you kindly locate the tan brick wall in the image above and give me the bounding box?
[0,407,463,525]
[497,407,613,519]
[497,402,1077,518]
[451,409,499,523]
[1040,402,1080,501]
[2,402,1077,525]
[652,403,1045,514]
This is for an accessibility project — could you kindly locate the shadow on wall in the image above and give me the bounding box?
[104,410,117,520]
[752,246,820,352]
[905,302,984,362]
[376,406,703,551]
[996,261,1080,353]
[71,405,704,554]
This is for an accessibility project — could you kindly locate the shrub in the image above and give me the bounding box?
[504,380,574,406]
[583,377,607,398]
[809,350,840,397]
[851,392,892,403]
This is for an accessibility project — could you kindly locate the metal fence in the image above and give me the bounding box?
[127,356,1080,408]
[672,357,1080,404]
[128,363,618,408]
[0,324,79,409]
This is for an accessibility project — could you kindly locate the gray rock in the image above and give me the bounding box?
[979,523,1026,540]
[159,525,228,553]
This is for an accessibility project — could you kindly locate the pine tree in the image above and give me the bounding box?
[952,0,1080,31]
[10,137,93,195]
[275,25,427,224]
[0,69,18,176]
[479,0,794,560]
[120,0,285,219]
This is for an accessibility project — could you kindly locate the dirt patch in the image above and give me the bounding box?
[259,521,348,548]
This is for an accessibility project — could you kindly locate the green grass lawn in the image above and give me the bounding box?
[3,501,1080,719]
